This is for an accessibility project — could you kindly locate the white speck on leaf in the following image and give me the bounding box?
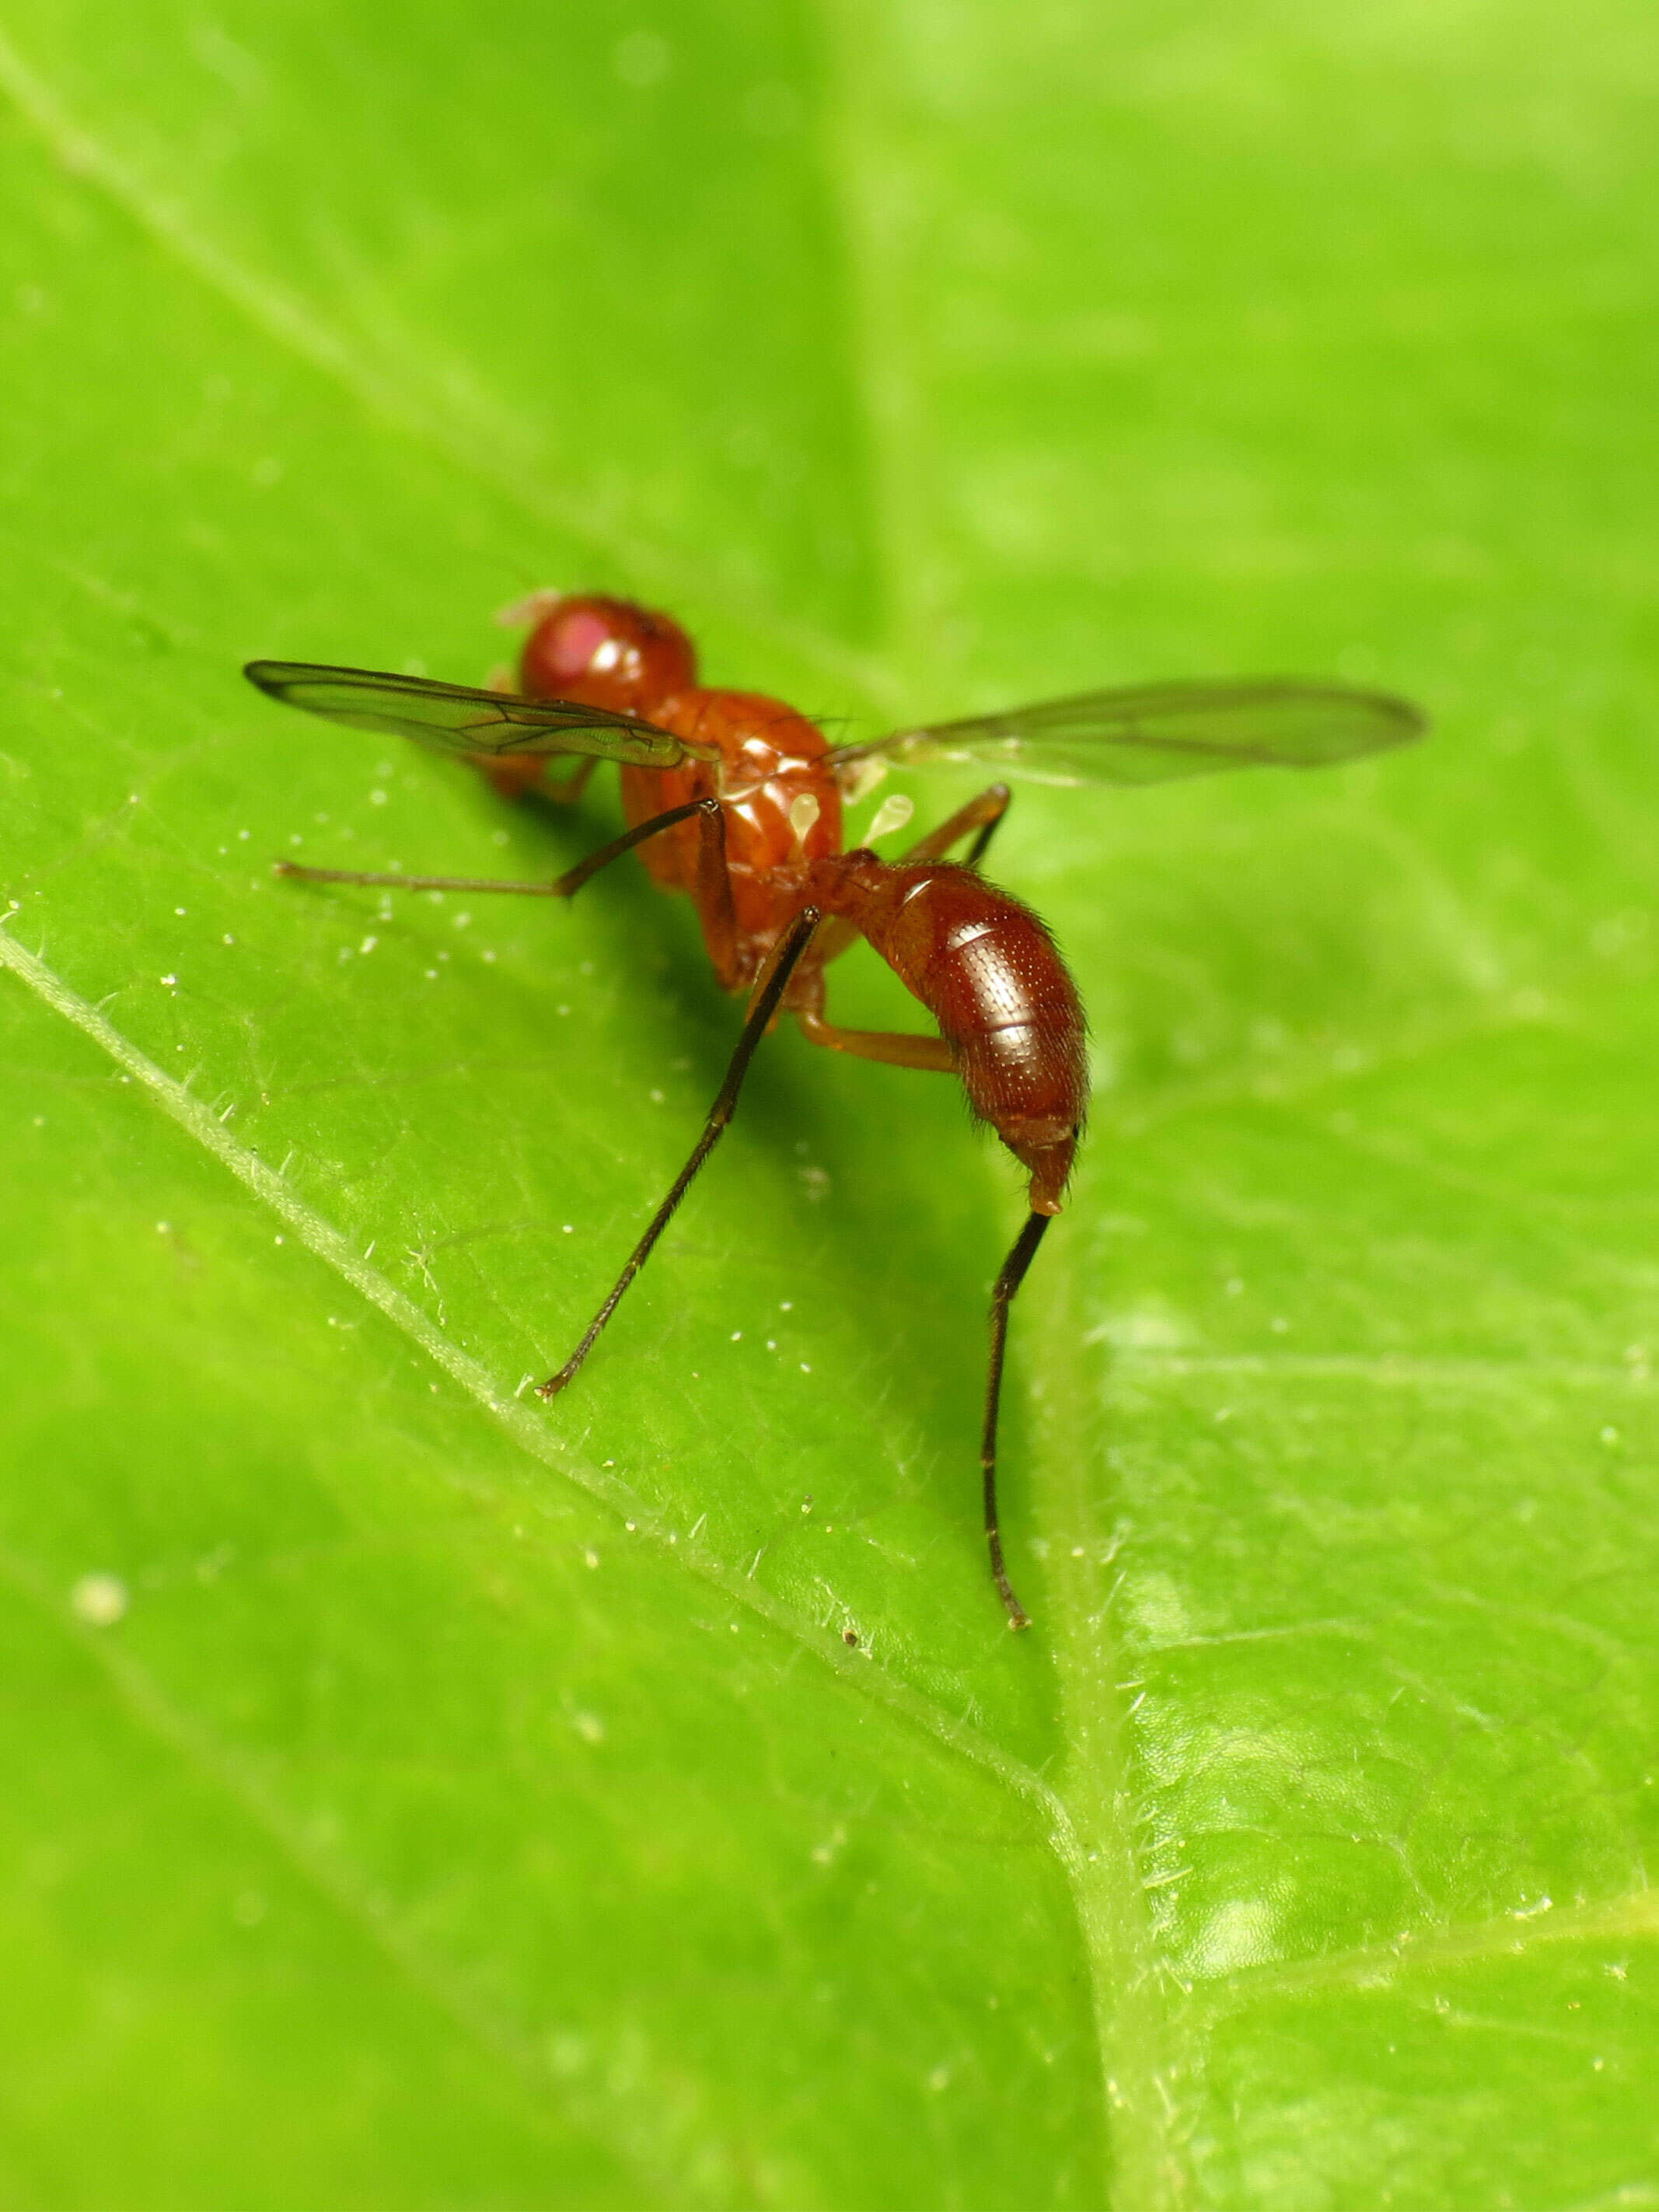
[615,29,669,86]
[71,1574,127,1627]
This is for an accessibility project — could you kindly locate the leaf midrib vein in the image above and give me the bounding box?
[812,8,1168,2194]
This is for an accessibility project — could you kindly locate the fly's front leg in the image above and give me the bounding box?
[536,756,600,806]
[477,755,599,805]
[470,658,602,805]
[274,795,721,900]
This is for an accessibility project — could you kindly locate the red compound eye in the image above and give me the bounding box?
[543,606,614,682]
[519,593,697,713]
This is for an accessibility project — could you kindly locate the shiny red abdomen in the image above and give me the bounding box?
[811,854,1088,1212]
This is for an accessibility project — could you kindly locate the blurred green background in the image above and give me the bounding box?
[2,2,1656,2204]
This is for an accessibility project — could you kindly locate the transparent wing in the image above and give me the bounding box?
[243,662,718,769]
[826,679,1427,790]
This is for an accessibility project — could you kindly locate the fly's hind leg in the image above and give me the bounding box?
[794,1006,955,1071]
[902,782,1011,869]
[791,959,955,1071]
[793,948,1043,1631]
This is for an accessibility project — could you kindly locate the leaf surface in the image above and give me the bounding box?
[1,2,1655,2204]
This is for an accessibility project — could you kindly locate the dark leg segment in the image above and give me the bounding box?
[537,905,823,1400]
[982,1209,1051,1629]
[691,794,740,985]
[274,796,721,901]
[558,796,723,901]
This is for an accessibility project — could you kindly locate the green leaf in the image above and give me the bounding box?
[1,2,1655,2204]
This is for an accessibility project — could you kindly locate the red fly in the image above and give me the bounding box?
[246,593,1424,1628]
